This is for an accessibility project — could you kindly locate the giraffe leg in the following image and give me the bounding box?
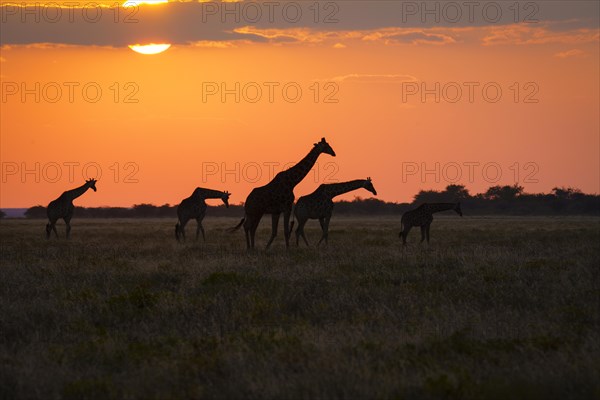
[265,213,280,249]
[244,218,251,249]
[420,226,426,243]
[283,209,291,249]
[300,224,309,246]
[196,218,206,241]
[401,226,412,246]
[64,216,72,239]
[46,222,57,239]
[317,218,326,246]
[295,219,301,246]
[426,223,431,244]
[322,216,331,245]
[250,215,262,249]
[46,221,52,239]
[199,224,206,242]
[180,219,189,242]
[295,218,309,246]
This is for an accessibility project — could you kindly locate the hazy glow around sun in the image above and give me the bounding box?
[129,43,172,55]
[123,0,168,7]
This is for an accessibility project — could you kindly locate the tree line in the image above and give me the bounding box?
[15,185,600,219]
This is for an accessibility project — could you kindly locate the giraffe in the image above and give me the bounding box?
[399,202,462,245]
[175,188,230,241]
[45,179,97,239]
[293,178,377,246]
[229,138,336,249]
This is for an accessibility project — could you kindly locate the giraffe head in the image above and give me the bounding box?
[86,179,97,192]
[455,202,463,216]
[314,137,336,157]
[222,191,231,208]
[364,177,377,196]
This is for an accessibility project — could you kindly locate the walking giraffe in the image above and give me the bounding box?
[175,188,230,241]
[45,179,97,239]
[399,202,462,245]
[293,178,377,246]
[229,138,336,249]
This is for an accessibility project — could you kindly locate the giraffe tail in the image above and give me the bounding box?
[227,218,245,233]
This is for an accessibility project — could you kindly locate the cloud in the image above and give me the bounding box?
[1,1,598,47]
[189,40,240,48]
[554,49,585,58]
[319,74,418,84]
[481,24,599,46]
[232,27,324,44]
[362,28,458,45]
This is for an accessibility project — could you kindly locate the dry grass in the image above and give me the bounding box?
[1,216,599,399]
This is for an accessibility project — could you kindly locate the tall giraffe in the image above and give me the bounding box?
[293,178,377,246]
[230,138,336,249]
[45,179,97,239]
[399,202,462,245]
[175,188,230,241]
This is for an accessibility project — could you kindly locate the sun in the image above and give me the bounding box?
[129,43,172,55]
[124,1,171,54]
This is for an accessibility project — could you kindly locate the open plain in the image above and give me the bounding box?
[1,216,599,399]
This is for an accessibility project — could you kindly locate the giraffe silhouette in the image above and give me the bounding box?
[175,188,230,241]
[293,178,377,246]
[230,138,336,249]
[45,179,97,239]
[399,202,462,245]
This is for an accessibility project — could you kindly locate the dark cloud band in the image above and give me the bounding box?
[1,1,598,46]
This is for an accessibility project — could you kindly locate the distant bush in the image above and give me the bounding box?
[24,205,47,219]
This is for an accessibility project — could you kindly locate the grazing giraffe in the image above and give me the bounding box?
[45,179,97,239]
[399,202,462,245]
[175,188,230,241]
[293,178,377,246]
[229,138,336,249]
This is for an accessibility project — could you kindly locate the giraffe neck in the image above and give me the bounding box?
[63,183,91,201]
[192,188,225,200]
[322,180,367,199]
[282,146,321,187]
[423,203,458,214]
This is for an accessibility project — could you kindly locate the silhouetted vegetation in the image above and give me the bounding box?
[21,185,599,218]
[23,203,238,219]
[0,210,5,219]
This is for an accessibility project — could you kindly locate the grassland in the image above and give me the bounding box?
[1,216,599,399]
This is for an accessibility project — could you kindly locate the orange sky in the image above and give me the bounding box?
[1,1,599,207]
